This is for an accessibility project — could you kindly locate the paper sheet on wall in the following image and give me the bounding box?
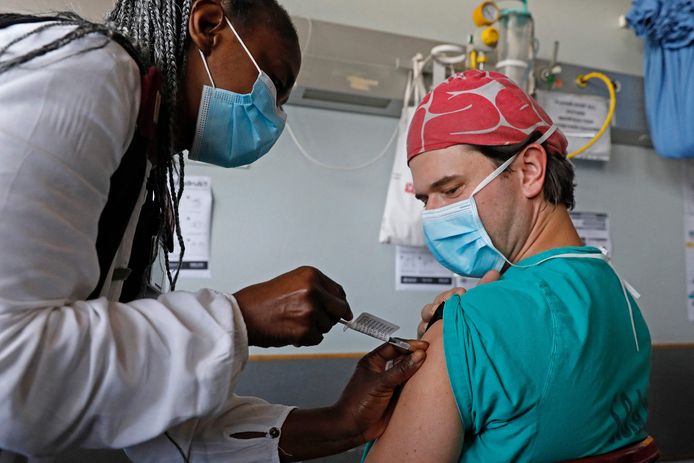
[683,163,694,321]
[537,90,611,162]
[168,176,213,278]
[570,211,611,255]
[395,245,453,291]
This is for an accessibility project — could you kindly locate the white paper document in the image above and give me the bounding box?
[395,245,454,291]
[168,176,213,278]
[683,163,694,321]
[570,211,611,255]
[537,90,611,162]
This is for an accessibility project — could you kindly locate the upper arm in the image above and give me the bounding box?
[365,321,463,463]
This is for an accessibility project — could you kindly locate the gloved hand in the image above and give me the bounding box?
[234,266,353,348]
[417,270,501,339]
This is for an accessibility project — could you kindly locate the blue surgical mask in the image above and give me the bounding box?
[189,17,287,168]
[422,126,558,277]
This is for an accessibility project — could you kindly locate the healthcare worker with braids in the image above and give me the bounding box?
[364,70,652,462]
[0,0,428,461]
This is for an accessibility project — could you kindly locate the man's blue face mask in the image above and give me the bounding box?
[188,17,287,168]
[421,126,557,278]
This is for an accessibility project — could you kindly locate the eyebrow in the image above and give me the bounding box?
[430,175,465,190]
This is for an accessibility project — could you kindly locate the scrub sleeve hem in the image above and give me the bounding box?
[443,294,476,434]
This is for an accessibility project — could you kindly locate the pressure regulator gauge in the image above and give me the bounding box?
[473,1,500,26]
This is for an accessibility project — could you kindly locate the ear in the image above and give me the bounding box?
[188,0,227,55]
[518,143,547,200]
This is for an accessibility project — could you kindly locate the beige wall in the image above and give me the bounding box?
[2,0,644,74]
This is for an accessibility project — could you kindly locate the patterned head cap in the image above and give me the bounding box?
[406,70,568,163]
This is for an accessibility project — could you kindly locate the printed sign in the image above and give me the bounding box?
[537,90,611,162]
[168,176,213,278]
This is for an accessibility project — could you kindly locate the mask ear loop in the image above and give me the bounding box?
[197,49,216,88]
[225,17,262,75]
[471,153,519,196]
[535,124,558,147]
[469,126,558,197]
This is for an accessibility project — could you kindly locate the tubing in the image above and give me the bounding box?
[566,71,616,160]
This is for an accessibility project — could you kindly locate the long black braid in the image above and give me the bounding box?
[0,0,297,292]
[107,0,192,290]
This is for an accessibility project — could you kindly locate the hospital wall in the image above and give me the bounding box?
[4,0,694,460]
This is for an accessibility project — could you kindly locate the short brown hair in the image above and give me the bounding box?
[472,132,576,209]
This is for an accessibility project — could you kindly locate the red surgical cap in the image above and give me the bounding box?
[406,70,568,163]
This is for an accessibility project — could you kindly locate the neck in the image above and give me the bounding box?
[510,203,583,264]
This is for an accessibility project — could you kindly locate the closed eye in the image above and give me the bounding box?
[444,185,462,197]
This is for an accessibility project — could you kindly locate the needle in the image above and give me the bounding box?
[338,318,412,351]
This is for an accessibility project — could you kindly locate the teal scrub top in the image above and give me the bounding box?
[362,246,651,463]
[444,246,650,462]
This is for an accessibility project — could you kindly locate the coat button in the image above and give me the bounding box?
[269,427,280,438]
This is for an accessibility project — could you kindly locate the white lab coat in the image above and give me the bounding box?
[0,22,293,462]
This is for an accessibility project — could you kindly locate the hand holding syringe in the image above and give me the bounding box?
[338,313,412,351]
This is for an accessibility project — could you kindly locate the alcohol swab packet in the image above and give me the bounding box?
[338,312,412,351]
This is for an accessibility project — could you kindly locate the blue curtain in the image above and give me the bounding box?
[627,0,694,158]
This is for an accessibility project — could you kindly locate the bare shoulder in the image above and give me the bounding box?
[365,321,463,463]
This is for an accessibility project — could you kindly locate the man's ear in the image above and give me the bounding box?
[188,0,227,55]
[518,143,547,200]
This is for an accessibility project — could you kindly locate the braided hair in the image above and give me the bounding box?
[107,0,193,291]
[0,1,297,291]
